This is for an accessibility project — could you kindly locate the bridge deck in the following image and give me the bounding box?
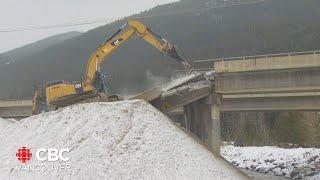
[0,100,33,118]
[213,50,320,73]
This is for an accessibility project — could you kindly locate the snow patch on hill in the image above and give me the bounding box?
[0,100,245,180]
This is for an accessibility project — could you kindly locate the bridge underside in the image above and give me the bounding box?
[222,92,320,111]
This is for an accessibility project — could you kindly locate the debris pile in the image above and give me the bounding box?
[0,100,245,179]
[162,71,214,91]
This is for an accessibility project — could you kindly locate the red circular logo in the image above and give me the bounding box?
[16,147,32,163]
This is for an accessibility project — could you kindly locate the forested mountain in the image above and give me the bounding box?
[1,0,320,99]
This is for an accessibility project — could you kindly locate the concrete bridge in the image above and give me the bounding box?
[215,50,320,111]
[0,99,33,119]
[1,50,320,155]
[165,50,320,154]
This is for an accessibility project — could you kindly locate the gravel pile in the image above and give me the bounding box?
[0,100,245,179]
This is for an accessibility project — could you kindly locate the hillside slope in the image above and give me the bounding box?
[1,0,320,99]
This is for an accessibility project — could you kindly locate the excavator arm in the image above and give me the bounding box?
[85,19,193,83]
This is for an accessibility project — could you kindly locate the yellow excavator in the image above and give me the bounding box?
[33,19,193,114]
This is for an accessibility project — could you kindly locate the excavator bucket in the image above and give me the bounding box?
[166,45,194,73]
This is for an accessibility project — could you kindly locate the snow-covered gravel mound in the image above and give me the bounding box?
[0,117,15,129]
[0,100,245,180]
[221,145,320,179]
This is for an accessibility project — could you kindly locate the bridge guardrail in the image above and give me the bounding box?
[192,50,320,63]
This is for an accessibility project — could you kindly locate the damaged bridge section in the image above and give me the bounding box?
[130,71,221,155]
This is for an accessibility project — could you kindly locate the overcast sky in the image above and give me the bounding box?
[0,0,179,53]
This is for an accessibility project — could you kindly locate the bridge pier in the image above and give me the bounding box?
[182,94,222,155]
[210,94,222,154]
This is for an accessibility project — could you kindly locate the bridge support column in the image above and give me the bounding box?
[183,98,211,145]
[182,94,222,155]
[209,94,222,155]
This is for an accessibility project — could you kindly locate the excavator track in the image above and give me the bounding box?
[51,91,122,108]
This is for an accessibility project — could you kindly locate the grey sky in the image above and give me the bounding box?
[0,0,178,53]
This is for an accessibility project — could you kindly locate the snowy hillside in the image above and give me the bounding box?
[0,100,246,180]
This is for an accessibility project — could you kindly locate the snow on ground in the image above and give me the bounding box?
[0,100,246,180]
[310,174,320,180]
[221,145,320,179]
[0,117,15,129]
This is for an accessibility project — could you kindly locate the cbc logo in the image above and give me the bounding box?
[16,147,70,163]
[36,148,70,162]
